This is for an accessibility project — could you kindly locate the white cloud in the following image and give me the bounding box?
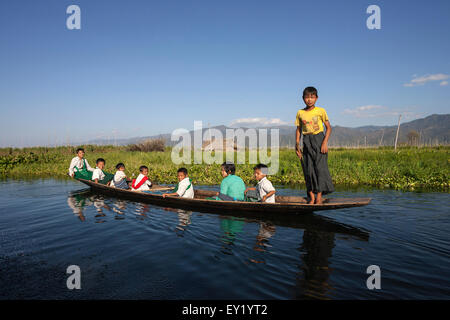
[229,117,288,127]
[343,105,385,117]
[343,105,423,120]
[404,73,449,87]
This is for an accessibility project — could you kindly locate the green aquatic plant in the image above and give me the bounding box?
[0,146,448,191]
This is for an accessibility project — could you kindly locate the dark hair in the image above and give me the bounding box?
[253,163,269,175]
[115,163,125,170]
[221,161,235,175]
[139,165,148,172]
[303,86,318,98]
[177,167,188,175]
[96,158,105,164]
[76,148,85,153]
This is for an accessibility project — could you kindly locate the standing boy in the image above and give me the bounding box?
[295,86,334,204]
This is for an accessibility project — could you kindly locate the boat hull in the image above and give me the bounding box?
[76,179,371,216]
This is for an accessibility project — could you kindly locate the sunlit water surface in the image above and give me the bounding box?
[0,179,449,299]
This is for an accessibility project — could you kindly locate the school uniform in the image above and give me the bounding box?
[68,156,93,176]
[92,167,105,182]
[256,176,276,203]
[111,170,128,189]
[295,106,334,195]
[175,177,194,199]
[130,173,152,191]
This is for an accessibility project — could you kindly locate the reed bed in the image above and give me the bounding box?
[0,145,448,191]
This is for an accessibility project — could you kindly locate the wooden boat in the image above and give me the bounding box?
[71,188,370,240]
[76,179,371,216]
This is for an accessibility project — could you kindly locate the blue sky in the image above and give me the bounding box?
[0,0,449,147]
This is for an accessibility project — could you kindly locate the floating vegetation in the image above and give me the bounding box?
[0,146,448,191]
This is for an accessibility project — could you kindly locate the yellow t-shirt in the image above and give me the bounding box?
[295,106,329,135]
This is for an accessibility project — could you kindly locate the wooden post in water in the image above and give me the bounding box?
[394,115,401,151]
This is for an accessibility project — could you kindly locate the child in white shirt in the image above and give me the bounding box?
[92,159,105,182]
[68,148,94,178]
[163,168,194,199]
[245,164,276,203]
[130,165,152,191]
[91,158,110,184]
[111,163,130,189]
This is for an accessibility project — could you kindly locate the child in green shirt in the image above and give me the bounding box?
[214,162,246,201]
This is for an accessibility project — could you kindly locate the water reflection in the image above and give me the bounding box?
[134,203,150,219]
[67,189,150,222]
[162,207,193,235]
[296,230,335,299]
[218,216,246,255]
[67,189,369,299]
[67,191,92,222]
[250,222,276,264]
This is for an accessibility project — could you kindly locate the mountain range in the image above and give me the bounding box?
[88,114,450,147]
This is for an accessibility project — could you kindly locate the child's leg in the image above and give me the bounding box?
[307,191,315,204]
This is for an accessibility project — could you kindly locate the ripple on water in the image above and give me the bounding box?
[0,179,449,299]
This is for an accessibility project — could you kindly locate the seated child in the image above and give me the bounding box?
[163,168,194,199]
[91,158,114,185]
[245,164,276,203]
[111,163,130,189]
[215,162,246,201]
[68,147,94,179]
[130,165,152,191]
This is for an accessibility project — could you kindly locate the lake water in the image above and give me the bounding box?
[0,178,449,299]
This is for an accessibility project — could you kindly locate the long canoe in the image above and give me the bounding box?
[76,179,371,216]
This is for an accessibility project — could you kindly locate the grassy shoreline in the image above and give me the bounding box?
[0,146,448,191]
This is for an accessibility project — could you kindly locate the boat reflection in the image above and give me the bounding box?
[67,189,149,221]
[67,189,369,299]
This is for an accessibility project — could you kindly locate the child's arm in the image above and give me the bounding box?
[163,192,179,198]
[92,169,100,183]
[244,187,256,194]
[321,120,332,154]
[262,190,276,202]
[68,158,77,177]
[217,181,227,196]
[295,126,303,159]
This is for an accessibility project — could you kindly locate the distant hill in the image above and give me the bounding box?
[88,114,450,147]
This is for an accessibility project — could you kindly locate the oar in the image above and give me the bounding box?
[150,185,174,191]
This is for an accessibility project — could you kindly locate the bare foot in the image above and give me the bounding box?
[315,193,323,204]
[307,191,315,204]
